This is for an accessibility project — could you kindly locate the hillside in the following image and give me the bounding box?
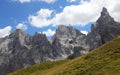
[9,36,120,75]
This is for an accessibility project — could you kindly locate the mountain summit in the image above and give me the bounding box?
[87,7,120,50]
[101,7,109,16]
[97,7,114,24]
[9,36,120,75]
[52,25,88,59]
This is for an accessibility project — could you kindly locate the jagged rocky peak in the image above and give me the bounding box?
[9,29,26,46]
[52,25,88,59]
[101,7,109,16]
[52,25,86,44]
[0,29,55,75]
[10,29,25,37]
[30,32,55,63]
[55,25,75,37]
[53,25,84,39]
[33,32,49,44]
[32,32,51,45]
[87,7,120,50]
[57,25,76,32]
[57,25,67,31]
[34,32,46,38]
[97,7,114,24]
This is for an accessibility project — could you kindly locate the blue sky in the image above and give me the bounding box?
[0,0,120,38]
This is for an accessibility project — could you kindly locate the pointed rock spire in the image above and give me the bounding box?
[101,7,109,16]
[97,7,114,24]
[87,7,120,51]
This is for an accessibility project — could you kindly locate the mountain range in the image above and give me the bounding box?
[9,35,120,75]
[0,7,120,75]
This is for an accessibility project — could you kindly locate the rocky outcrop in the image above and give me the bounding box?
[0,29,55,75]
[1,28,87,75]
[0,29,34,75]
[87,7,120,50]
[9,29,34,70]
[53,7,120,59]
[52,25,88,59]
[30,33,55,63]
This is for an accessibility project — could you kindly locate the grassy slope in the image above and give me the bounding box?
[9,36,120,75]
[8,60,69,75]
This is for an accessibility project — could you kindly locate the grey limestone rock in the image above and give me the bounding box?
[52,25,88,59]
[87,7,120,50]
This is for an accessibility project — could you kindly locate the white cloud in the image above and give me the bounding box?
[81,30,88,35]
[53,0,120,25]
[0,26,12,38]
[16,23,28,31]
[12,0,30,3]
[41,0,57,4]
[60,6,63,9]
[52,5,98,26]
[12,0,57,3]
[28,9,53,28]
[67,0,77,2]
[42,29,55,36]
[80,0,89,4]
[29,0,120,28]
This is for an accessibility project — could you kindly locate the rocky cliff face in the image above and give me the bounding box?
[0,7,120,75]
[0,29,33,75]
[0,25,88,74]
[87,7,120,50]
[29,32,55,63]
[0,29,55,75]
[51,25,88,59]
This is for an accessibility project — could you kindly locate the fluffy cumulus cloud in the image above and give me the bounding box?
[29,0,120,28]
[42,29,55,36]
[81,30,88,35]
[0,26,12,38]
[28,9,53,28]
[12,0,57,3]
[53,0,120,26]
[16,23,28,31]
